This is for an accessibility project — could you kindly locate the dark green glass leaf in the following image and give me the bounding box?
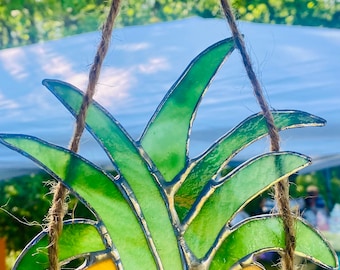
[48,79,184,269]
[0,135,157,270]
[140,38,235,182]
[210,216,338,270]
[175,111,325,220]
[183,152,310,259]
[14,219,107,270]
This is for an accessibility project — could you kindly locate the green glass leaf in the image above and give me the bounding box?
[0,135,157,270]
[183,152,310,259]
[47,79,184,269]
[210,216,338,270]
[175,111,325,220]
[14,219,107,270]
[140,38,235,182]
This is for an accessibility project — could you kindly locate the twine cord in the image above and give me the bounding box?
[47,1,121,269]
[220,0,295,269]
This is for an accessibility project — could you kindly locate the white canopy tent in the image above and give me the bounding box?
[0,17,339,179]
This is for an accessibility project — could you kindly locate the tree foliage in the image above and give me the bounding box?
[233,0,340,27]
[0,0,339,49]
[0,173,51,251]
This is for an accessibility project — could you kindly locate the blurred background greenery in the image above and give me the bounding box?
[0,0,339,50]
[1,0,340,268]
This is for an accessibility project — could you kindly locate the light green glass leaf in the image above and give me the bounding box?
[183,152,310,259]
[46,79,184,269]
[140,38,235,182]
[175,110,325,220]
[14,219,107,270]
[0,135,157,270]
[210,216,338,270]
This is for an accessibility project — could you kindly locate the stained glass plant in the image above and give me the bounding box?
[1,37,338,270]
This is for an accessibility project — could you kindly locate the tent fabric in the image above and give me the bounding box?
[0,17,339,179]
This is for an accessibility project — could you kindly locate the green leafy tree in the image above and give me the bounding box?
[0,173,94,253]
[0,0,339,49]
[0,173,50,251]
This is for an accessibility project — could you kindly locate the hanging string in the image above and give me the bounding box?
[220,1,295,269]
[47,0,121,269]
